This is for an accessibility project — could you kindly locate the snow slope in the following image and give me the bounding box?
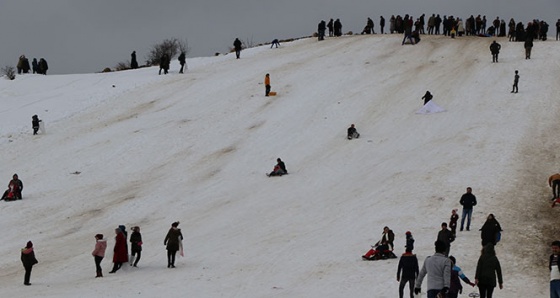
[0,34,559,297]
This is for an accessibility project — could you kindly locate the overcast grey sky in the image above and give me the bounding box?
[1,0,558,74]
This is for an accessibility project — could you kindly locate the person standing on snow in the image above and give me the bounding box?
[524,38,533,59]
[437,222,455,256]
[422,91,433,105]
[397,246,419,298]
[327,19,334,37]
[414,240,452,298]
[460,187,477,231]
[233,38,243,59]
[164,221,183,268]
[334,19,342,36]
[21,241,38,286]
[92,234,107,277]
[264,73,271,96]
[489,40,501,63]
[109,228,128,273]
[32,115,41,135]
[479,214,502,247]
[475,243,503,298]
[131,51,138,69]
[511,70,519,93]
[130,226,142,267]
[449,209,459,237]
[178,52,186,74]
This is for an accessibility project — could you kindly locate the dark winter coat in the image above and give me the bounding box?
[113,231,128,263]
[130,231,142,253]
[480,218,502,246]
[21,247,38,268]
[32,115,40,128]
[38,58,48,74]
[524,39,533,49]
[131,51,138,69]
[460,193,477,209]
[160,54,170,70]
[489,42,501,54]
[449,214,459,230]
[178,52,186,65]
[397,253,419,279]
[347,126,357,137]
[233,38,242,51]
[376,230,395,251]
[164,227,183,252]
[475,244,503,287]
[278,160,287,174]
[405,234,415,252]
[32,59,38,73]
[437,228,455,249]
[8,178,23,199]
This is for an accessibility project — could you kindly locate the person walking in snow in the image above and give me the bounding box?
[318,20,326,41]
[178,51,186,74]
[347,124,360,140]
[475,243,503,298]
[511,70,519,93]
[550,173,560,200]
[264,73,271,96]
[524,38,533,59]
[437,222,455,256]
[448,256,475,298]
[397,246,419,298]
[164,221,183,268]
[549,240,560,297]
[233,38,243,59]
[422,91,433,105]
[460,187,477,231]
[159,53,170,75]
[92,234,107,277]
[489,40,501,63]
[405,231,414,252]
[32,115,41,135]
[109,227,128,273]
[414,240,452,298]
[480,214,502,247]
[21,241,38,286]
[130,226,142,267]
[449,209,459,237]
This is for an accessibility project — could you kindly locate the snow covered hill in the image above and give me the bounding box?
[0,34,558,297]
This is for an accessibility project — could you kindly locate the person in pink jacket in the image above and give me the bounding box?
[92,234,107,277]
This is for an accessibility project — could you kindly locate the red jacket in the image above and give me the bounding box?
[113,232,128,263]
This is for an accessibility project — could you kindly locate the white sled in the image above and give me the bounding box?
[416,101,446,114]
[39,121,46,134]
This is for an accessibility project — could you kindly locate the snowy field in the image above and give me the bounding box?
[0,34,559,297]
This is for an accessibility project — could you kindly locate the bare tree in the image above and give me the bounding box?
[178,38,191,55]
[146,38,183,66]
[2,65,16,80]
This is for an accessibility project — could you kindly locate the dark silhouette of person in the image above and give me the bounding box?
[422,91,433,105]
[511,70,519,93]
[38,58,48,75]
[270,39,280,48]
[131,51,138,69]
[159,54,170,75]
[327,19,334,37]
[32,58,38,74]
[178,52,186,73]
[334,19,342,36]
[233,38,243,59]
[489,41,501,63]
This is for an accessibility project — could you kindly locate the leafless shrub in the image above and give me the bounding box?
[2,66,16,80]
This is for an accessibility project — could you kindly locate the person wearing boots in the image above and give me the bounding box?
[130,226,142,267]
[21,241,38,285]
[92,234,107,277]
[164,221,183,268]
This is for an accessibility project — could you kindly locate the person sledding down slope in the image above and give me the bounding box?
[362,226,398,260]
[2,174,23,201]
[267,158,288,177]
[347,124,360,140]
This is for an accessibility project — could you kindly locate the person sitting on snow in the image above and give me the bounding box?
[347,124,360,140]
[362,226,396,260]
[2,174,23,201]
[268,158,287,176]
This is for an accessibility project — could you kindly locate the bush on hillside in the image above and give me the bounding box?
[2,66,16,80]
[115,61,130,71]
[146,38,190,66]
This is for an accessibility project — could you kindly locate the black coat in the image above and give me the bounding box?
[278,161,287,173]
[397,253,419,279]
[21,248,38,268]
[178,52,186,65]
[490,42,501,54]
[480,219,502,246]
[460,193,477,209]
[233,39,242,51]
[164,227,183,252]
[130,231,142,252]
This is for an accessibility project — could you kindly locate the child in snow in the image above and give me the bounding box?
[449,209,459,237]
[448,256,475,298]
[32,115,41,135]
[92,234,107,277]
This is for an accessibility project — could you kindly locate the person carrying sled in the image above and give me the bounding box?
[347,124,360,139]
[268,158,287,177]
[32,115,41,135]
[3,174,23,201]
[362,226,395,260]
[422,91,433,105]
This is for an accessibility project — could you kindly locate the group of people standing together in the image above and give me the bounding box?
[363,187,504,298]
[20,221,184,285]
[16,55,48,75]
